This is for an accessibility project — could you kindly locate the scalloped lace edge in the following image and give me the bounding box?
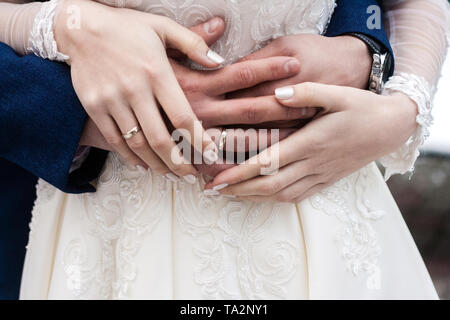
[27,0,69,61]
[379,72,435,180]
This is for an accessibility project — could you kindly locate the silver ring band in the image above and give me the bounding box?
[122,126,141,140]
[218,129,227,151]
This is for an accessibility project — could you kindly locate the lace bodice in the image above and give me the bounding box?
[116,0,336,65]
[0,0,336,59]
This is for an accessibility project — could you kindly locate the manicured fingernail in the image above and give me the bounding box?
[136,165,146,174]
[275,87,294,100]
[166,173,180,183]
[204,189,220,196]
[204,18,220,35]
[213,183,228,191]
[207,50,225,65]
[183,174,197,184]
[284,59,300,73]
[224,195,237,199]
[204,148,219,164]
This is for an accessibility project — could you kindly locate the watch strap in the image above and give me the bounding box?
[347,32,393,93]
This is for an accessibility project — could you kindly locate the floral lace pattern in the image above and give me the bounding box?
[26,179,57,250]
[174,183,301,299]
[139,0,336,65]
[380,73,435,179]
[63,154,170,299]
[28,0,69,61]
[309,165,386,290]
[59,154,302,299]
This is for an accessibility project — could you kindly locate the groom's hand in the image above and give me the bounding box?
[169,57,317,129]
[229,34,372,99]
[168,18,315,128]
[80,18,314,150]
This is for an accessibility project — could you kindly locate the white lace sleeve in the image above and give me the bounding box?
[0,0,68,61]
[28,0,69,61]
[0,1,41,55]
[379,0,450,179]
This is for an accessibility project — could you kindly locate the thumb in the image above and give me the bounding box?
[167,17,225,60]
[157,16,226,68]
[274,83,349,113]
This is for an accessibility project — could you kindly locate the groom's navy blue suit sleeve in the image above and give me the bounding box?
[0,43,106,299]
[0,42,107,194]
[326,0,394,76]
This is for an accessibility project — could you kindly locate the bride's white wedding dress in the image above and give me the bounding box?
[16,0,449,299]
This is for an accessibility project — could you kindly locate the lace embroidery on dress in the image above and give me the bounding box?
[26,179,57,250]
[251,0,336,44]
[141,0,336,66]
[310,166,386,290]
[174,182,301,299]
[62,154,170,299]
[63,238,99,298]
[379,73,435,180]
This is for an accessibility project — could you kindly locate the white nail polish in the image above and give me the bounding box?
[204,189,220,196]
[275,87,294,100]
[207,50,225,65]
[213,183,228,191]
[183,174,197,184]
[136,165,146,174]
[224,195,237,199]
[166,173,180,183]
[204,149,219,164]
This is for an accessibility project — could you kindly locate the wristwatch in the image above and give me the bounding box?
[348,32,393,94]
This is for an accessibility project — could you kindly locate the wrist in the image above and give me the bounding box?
[53,0,74,60]
[333,35,372,89]
[392,92,419,127]
[384,93,419,144]
[54,0,108,62]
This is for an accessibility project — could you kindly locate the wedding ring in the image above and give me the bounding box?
[122,126,141,140]
[218,129,227,151]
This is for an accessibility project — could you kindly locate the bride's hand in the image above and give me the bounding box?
[205,83,419,202]
[55,0,222,182]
